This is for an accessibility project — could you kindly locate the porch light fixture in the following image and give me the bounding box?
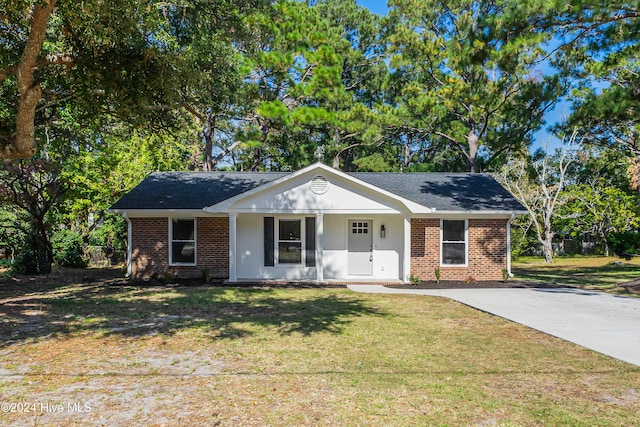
[380,224,386,238]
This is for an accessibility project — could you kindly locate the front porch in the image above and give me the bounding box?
[230,213,411,283]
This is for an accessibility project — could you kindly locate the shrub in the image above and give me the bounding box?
[11,245,39,274]
[89,214,127,251]
[606,231,640,260]
[51,229,87,268]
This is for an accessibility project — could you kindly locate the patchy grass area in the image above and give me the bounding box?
[1,268,639,426]
[513,256,640,295]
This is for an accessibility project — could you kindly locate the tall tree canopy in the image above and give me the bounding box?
[384,0,563,172]
[554,2,640,194]
[0,0,269,160]
[224,0,387,171]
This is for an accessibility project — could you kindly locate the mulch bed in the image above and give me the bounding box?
[385,280,569,290]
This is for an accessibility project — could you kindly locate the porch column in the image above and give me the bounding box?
[229,213,237,282]
[403,215,411,283]
[507,214,514,277]
[316,213,324,282]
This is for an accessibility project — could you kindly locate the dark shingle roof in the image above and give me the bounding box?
[110,170,525,213]
[110,171,287,210]
[351,172,525,212]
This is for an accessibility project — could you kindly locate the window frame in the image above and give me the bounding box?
[440,219,468,267]
[169,218,197,266]
[276,218,303,266]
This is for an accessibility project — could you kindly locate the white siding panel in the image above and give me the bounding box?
[371,215,403,280]
[323,215,348,279]
[236,214,262,279]
[236,213,404,281]
[236,214,316,280]
[231,173,403,213]
[323,214,404,280]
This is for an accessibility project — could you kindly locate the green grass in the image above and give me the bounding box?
[513,256,640,295]
[1,276,639,426]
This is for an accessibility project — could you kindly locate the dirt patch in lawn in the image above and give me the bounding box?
[618,278,640,294]
[0,266,126,296]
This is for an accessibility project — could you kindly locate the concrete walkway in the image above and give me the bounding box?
[348,285,640,367]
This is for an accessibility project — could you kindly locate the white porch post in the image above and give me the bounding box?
[507,214,514,277]
[403,215,412,283]
[229,213,237,282]
[316,213,324,282]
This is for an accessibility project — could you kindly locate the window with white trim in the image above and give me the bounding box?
[278,219,302,264]
[170,218,196,265]
[441,219,467,266]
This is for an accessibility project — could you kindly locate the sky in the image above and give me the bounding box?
[355,0,389,15]
[353,0,565,151]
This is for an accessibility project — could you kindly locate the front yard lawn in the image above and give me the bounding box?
[513,256,640,295]
[1,268,639,426]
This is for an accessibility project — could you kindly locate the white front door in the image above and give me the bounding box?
[348,220,373,276]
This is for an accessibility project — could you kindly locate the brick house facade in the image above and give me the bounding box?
[130,216,509,281]
[410,218,507,281]
[130,217,229,279]
[112,163,525,283]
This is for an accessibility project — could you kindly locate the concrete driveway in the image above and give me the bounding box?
[348,285,640,367]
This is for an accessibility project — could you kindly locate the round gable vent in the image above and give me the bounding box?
[310,175,329,195]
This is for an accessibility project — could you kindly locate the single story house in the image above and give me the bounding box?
[109,162,526,283]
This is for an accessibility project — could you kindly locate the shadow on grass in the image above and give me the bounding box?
[512,263,640,289]
[0,283,386,347]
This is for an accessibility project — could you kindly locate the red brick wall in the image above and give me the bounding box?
[130,217,229,279]
[410,218,508,281]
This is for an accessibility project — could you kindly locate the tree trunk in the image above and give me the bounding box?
[634,151,640,201]
[251,147,261,171]
[33,215,52,274]
[203,116,214,172]
[466,130,479,173]
[23,223,52,274]
[332,154,340,169]
[404,140,411,168]
[541,234,554,263]
[1,0,57,159]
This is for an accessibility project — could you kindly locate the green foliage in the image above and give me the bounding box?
[10,243,37,275]
[1,0,271,159]
[231,0,388,171]
[409,274,420,285]
[434,267,441,284]
[385,0,563,172]
[51,229,87,268]
[89,215,127,252]
[558,183,640,238]
[605,232,640,261]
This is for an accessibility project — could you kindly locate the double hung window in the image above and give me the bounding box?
[170,218,196,265]
[264,217,315,267]
[441,219,467,266]
[278,219,302,264]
